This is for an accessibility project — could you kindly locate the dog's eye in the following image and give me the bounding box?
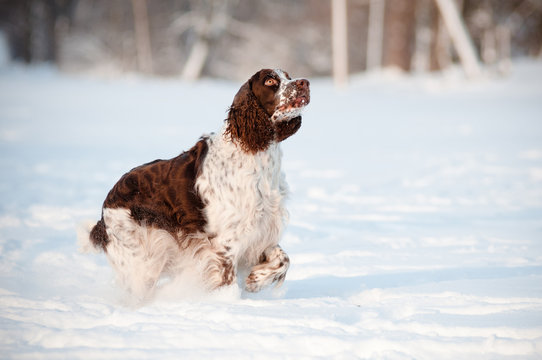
[265,78,278,87]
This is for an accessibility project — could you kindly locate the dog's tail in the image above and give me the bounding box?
[77,218,108,253]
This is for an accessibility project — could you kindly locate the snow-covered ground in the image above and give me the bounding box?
[1,62,541,359]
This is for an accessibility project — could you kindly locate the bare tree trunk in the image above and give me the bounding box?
[434,0,481,78]
[44,0,57,62]
[131,0,153,74]
[22,0,32,63]
[478,0,496,66]
[383,0,416,71]
[51,0,78,69]
[366,0,385,71]
[331,0,348,88]
[181,39,209,81]
[429,4,452,71]
[179,0,231,81]
[412,0,433,72]
[496,24,511,74]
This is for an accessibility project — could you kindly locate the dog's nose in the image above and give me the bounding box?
[296,79,310,90]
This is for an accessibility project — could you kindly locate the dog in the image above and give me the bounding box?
[79,69,310,300]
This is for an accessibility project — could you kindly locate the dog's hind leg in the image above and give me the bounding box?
[103,208,177,302]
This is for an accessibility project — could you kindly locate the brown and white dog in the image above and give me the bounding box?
[79,69,310,300]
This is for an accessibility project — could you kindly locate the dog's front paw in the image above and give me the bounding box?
[245,263,288,293]
[245,267,276,293]
[245,246,289,293]
[245,272,263,293]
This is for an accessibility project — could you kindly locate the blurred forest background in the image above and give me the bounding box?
[0,0,541,81]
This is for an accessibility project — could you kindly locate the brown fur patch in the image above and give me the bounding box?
[90,138,209,247]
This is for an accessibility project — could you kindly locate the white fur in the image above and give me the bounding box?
[196,127,289,270]
[99,206,238,301]
[102,208,181,301]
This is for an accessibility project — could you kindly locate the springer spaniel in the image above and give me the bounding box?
[80,69,310,300]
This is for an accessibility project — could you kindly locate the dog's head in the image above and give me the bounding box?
[226,69,310,153]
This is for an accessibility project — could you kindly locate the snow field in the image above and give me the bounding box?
[1,62,542,358]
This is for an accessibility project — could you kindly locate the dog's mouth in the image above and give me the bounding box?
[293,94,310,108]
[272,88,310,122]
[277,93,310,113]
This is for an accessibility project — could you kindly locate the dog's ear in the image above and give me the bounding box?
[225,76,275,153]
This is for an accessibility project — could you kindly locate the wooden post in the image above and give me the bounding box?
[331,0,348,88]
[366,0,385,71]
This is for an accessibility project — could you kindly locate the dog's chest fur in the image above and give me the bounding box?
[196,129,288,266]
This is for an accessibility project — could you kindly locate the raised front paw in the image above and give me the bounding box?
[245,246,289,293]
[245,266,286,293]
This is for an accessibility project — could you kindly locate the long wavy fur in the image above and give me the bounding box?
[225,80,276,153]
